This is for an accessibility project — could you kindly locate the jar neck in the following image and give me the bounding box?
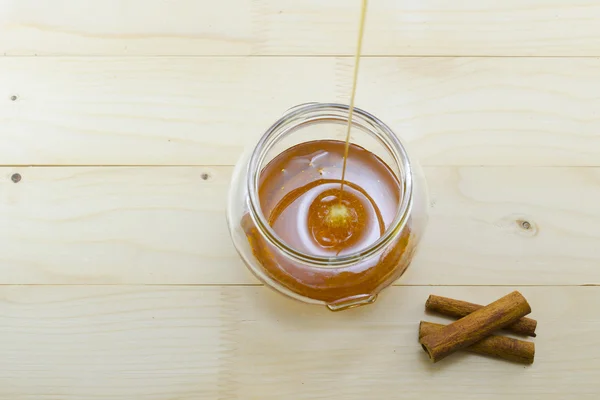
[247,103,413,267]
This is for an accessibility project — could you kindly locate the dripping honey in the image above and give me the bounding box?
[241,0,415,304]
[263,0,372,256]
[339,0,368,196]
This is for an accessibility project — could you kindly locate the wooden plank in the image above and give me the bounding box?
[0,285,598,399]
[2,166,600,285]
[2,0,600,56]
[2,57,600,166]
[0,57,342,166]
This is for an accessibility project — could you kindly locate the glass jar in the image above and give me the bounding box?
[227,103,428,311]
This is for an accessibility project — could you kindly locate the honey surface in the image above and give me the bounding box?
[260,140,399,257]
[243,140,414,304]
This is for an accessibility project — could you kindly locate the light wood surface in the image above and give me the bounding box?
[0,286,598,399]
[2,57,600,166]
[1,1,599,399]
[2,0,600,56]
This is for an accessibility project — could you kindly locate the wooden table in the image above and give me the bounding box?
[2,1,600,398]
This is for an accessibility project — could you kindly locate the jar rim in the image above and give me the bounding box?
[247,102,413,268]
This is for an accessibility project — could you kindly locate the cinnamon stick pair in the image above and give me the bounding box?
[419,291,536,364]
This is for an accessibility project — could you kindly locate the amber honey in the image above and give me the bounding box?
[242,140,414,304]
[262,140,399,256]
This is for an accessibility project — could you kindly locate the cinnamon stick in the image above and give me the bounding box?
[419,321,535,364]
[426,294,537,337]
[419,291,531,362]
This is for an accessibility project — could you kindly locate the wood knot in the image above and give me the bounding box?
[201,173,210,181]
[515,218,538,237]
[10,95,17,101]
[494,214,538,237]
[11,173,21,183]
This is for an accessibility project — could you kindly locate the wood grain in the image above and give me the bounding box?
[0,285,597,399]
[1,0,600,56]
[2,166,600,285]
[2,1,598,397]
[2,57,600,166]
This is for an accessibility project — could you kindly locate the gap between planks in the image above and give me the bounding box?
[0,284,597,287]
[6,165,600,168]
[3,55,600,58]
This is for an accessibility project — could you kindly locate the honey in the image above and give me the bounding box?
[242,140,414,304]
[262,140,398,257]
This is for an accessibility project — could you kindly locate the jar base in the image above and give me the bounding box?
[326,294,378,312]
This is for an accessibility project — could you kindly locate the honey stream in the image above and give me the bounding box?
[339,0,368,197]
